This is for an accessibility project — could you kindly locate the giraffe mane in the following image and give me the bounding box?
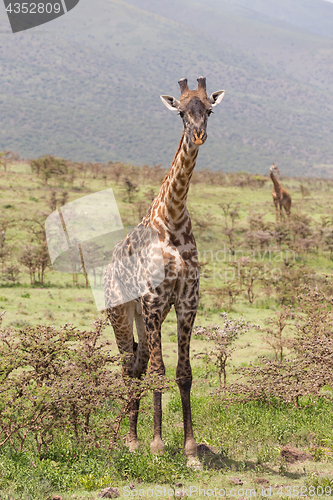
[171,131,185,167]
[159,131,185,186]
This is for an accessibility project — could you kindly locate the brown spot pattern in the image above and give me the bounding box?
[104,80,218,459]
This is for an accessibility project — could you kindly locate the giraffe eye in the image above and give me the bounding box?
[178,111,184,118]
[208,109,213,116]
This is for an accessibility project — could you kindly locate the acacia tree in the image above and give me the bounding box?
[90,162,103,179]
[48,191,58,212]
[20,218,50,285]
[193,313,254,389]
[31,155,68,185]
[123,177,138,203]
[59,190,68,207]
[0,318,170,454]
[225,284,333,408]
[20,246,38,285]
[4,264,20,283]
[0,150,14,172]
[231,260,264,304]
[0,231,10,278]
[134,199,150,221]
[219,202,240,229]
[109,162,123,185]
[262,306,294,361]
[192,211,215,239]
[0,214,13,277]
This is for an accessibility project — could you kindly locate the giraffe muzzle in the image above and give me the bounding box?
[192,129,206,145]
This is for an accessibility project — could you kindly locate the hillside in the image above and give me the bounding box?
[0,0,332,175]
[213,0,333,38]
[124,0,333,91]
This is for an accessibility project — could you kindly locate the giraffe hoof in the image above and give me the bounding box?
[126,436,140,452]
[187,456,202,470]
[184,439,197,458]
[150,437,165,455]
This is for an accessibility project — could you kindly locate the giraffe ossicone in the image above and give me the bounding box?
[105,77,225,464]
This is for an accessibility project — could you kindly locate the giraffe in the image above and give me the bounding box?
[270,163,291,221]
[104,77,225,464]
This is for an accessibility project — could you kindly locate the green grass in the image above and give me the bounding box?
[1,396,333,498]
[0,163,333,498]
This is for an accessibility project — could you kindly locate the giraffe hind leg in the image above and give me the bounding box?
[107,301,144,451]
[133,300,149,377]
[140,297,172,455]
[175,287,199,465]
[273,199,279,222]
[176,311,198,463]
[280,203,285,219]
[126,302,151,451]
[285,199,291,216]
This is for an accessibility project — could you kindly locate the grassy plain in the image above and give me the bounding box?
[1,161,333,498]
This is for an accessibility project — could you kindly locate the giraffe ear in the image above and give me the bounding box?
[160,95,180,111]
[208,90,225,107]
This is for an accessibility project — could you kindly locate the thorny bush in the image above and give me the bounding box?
[221,284,333,407]
[0,314,168,455]
[193,313,256,389]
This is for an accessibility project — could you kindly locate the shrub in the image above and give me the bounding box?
[193,313,255,389]
[221,284,333,407]
[0,318,167,455]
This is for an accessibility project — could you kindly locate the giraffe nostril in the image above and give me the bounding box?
[192,130,206,145]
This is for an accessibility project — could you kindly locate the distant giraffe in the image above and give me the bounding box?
[104,77,225,464]
[270,163,291,221]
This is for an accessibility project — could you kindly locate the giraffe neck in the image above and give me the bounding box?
[152,132,199,229]
[270,171,282,196]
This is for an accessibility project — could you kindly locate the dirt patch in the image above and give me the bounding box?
[281,445,313,463]
[229,477,243,485]
[98,487,119,498]
[254,477,269,484]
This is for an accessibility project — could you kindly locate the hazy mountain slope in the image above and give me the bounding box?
[122,0,333,92]
[214,0,333,39]
[0,0,332,175]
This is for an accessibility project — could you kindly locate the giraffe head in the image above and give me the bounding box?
[270,163,280,175]
[160,77,225,146]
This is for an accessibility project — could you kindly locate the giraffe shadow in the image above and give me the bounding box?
[197,444,305,479]
[197,443,254,471]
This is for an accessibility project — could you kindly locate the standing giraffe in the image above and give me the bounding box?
[270,163,291,221]
[104,77,224,464]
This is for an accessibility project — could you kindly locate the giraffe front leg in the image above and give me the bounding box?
[148,333,165,455]
[274,200,279,222]
[150,304,172,454]
[126,306,150,451]
[177,377,197,459]
[151,389,165,454]
[108,302,141,451]
[175,305,199,465]
[126,399,140,451]
[149,336,165,454]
